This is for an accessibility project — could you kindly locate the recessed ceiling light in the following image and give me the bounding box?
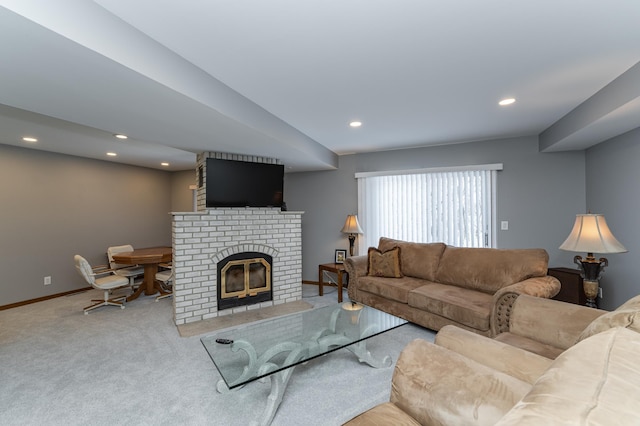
[107,152,117,157]
[114,134,128,139]
[349,121,362,128]
[161,162,170,167]
[499,98,516,106]
[22,137,38,142]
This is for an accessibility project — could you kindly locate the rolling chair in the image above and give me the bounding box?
[155,268,173,301]
[74,255,130,314]
[107,245,144,290]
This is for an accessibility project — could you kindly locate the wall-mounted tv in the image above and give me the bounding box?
[205,158,284,208]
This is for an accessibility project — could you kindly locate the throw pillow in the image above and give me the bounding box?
[577,308,640,342]
[367,246,403,278]
[617,294,640,311]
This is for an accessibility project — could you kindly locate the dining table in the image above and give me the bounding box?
[111,246,172,302]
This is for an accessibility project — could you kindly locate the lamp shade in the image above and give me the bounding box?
[559,214,627,254]
[341,215,364,235]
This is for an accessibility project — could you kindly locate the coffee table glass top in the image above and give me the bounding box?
[201,302,407,389]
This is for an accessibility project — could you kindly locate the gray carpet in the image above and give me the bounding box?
[0,284,435,426]
[177,300,314,337]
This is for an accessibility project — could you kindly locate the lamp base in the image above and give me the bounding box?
[574,254,608,308]
[348,235,356,257]
[583,280,599,308]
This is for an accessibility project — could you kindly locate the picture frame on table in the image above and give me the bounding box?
[335,249,347,264]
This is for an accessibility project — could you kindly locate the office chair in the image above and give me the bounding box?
[107,245,144,290]
[155,268,173,301]
[74,255,130,314]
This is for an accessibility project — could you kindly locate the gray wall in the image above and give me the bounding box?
[286,135,586,285]
[585,127,640,310]
[6,128,636,310]
[0,145,173,306]
[170,169,197,212]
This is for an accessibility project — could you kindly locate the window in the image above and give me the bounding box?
[356,164,502,253]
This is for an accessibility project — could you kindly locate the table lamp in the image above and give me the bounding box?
[341,214,364,256]
[342,301,364,324]
[559,213,627,307]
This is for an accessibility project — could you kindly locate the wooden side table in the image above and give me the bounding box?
[318,263,348,303]
[548,267,588,307]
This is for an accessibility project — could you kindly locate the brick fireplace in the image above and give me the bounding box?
[171,207,303,325]
[170,152,303,326]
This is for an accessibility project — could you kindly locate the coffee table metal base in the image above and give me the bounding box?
[215,308,392,426]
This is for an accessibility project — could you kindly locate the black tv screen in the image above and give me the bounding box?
[205,158,284,208]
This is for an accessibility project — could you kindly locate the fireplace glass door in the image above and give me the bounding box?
[218,253,273,310]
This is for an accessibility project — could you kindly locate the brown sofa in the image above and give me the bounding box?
[345,237,560,336]
[344,295,640,425]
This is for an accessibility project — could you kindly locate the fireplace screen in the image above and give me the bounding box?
[217,252,273,310]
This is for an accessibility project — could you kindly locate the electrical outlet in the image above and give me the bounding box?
[501,221,509,230]
[44,276,52,286]
[598,287,603,299]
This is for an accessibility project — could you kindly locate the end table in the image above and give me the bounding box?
[318,263,348,303]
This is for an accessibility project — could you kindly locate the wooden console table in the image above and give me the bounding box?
[318,263,348,303]
[548,267,588,306]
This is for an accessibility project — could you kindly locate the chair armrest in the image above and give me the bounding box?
[345,255,368,301]
[497,295,607,350]
[435,325,552,384]
[91,264,111,272]
[491,276,561,335]
[91,264,116,277]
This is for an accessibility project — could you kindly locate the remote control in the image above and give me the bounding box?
[215,338,234,344]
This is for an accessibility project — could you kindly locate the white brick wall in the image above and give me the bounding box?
[171,208,303,325]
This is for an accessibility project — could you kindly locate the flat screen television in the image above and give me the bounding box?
[205,158,284,208]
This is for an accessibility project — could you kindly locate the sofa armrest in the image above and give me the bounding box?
[435,325,552,384]
[389,338,531,425]
[497,295,607,350]
[345,255,368,301]
[491,275,561,335]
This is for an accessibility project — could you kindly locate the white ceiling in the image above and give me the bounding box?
[0,1,639,172]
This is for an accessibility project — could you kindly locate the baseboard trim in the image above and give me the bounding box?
[0,287,92,311]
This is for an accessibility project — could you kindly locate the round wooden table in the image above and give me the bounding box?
[112,246,172,302]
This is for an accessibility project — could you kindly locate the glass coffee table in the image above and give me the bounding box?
[201,302,407,426]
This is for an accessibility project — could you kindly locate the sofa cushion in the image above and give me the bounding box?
[378,237,446,281]
[358,276,426,304]
[342,402,421,426]
[493,332,564,360]
[496,327,640,425]
[367,246,403,278]
[434,246,549,293]
[408,283,493,331]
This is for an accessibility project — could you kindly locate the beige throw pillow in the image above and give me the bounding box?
[578,308,640,342]
[367,246,403,278]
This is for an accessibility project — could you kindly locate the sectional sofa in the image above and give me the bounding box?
[344,294,640,425]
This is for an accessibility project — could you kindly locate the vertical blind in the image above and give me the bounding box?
[356,165,501,253]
